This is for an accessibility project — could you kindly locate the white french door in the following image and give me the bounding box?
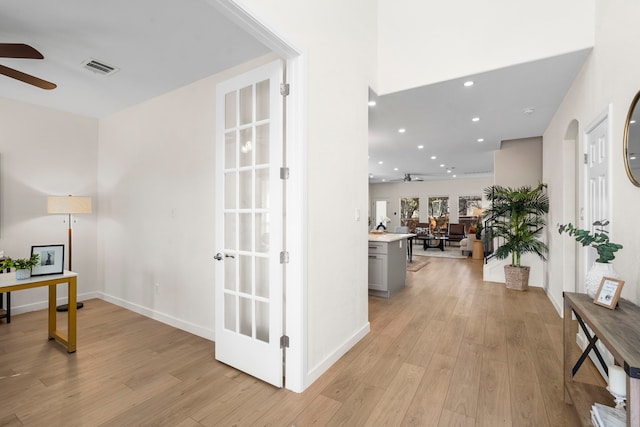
[584,110,610,272]
[215,60,284,387]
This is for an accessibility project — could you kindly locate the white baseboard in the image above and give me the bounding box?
[7,291,101,315]
[546,288,563,317]
[98,292,215,341]
[304,321,370,388]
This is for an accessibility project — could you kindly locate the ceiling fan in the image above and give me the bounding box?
[391,173,424,182]
[0,43,56,90]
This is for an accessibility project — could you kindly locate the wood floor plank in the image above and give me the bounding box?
[402,353,456,426]
[364,362,425,426]
[509,379,550,427]
[291,394,342,426]
[476,359,512,427]
[443,341,483,419]
[326,383,385,427]
[437,408,475,427]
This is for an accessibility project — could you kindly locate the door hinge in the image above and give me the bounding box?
[584,153,588,164]
[280,167,290,180]
[280,251,289,264]
[280,335,290,348]
[280,83,290,96]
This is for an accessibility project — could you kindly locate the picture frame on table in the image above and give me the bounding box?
[593,276,624,309]
[31,244,65,276]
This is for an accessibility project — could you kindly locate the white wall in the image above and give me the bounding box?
[544,1,640,313]
[369,177,493,231]
[494,137,543,188]
[237,0,376,386]
[376,0,595,95]
[97,54,278,339]
[485,137,545,287]
[230,0,377,388]
[0,98,99,312]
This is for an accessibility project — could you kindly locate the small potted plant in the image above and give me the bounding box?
[475,222,483,240]
[2,254,40,280]
[557,220,623,297]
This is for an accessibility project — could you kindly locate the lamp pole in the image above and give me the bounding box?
[48,195,92,312]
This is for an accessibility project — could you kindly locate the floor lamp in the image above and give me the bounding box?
[47,195,92,311]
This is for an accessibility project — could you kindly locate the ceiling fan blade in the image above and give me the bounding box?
[0,43,44,59]
[0,64,56,90]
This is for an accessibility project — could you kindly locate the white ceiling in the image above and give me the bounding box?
[368,49,592,183]
[0,2,591,181]
[0,0,270,118]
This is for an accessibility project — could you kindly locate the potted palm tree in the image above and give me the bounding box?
[483,183,549,291]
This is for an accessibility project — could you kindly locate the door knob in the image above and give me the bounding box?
[214,253,235,261]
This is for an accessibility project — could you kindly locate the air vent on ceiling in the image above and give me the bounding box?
[81,58,119,76]
[464,170,492,175]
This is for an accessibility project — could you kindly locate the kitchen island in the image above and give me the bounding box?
[368,232,414,298]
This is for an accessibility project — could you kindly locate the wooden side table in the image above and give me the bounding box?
[472,240,484,260]
[563,292,640,426]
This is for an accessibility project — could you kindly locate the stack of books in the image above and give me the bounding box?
[590,403,625,426]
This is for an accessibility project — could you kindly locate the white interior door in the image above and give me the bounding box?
[582,108,613,376]
[215,60,284,387]
[584,110,610,272]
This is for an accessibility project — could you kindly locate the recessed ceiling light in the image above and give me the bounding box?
[418,145,424,149]
[523,107,535,115]
[630,154,637,160]
[378,161,383,165]
[382,179,386,182]
[452,175,457,178]
[431,155,437,160]
[398,128,406,133]
[477,138,484,142]
[631,120,637,124]
[440,164,445,168]
[447,169,452,174]
[472,117,480,122]
[368,100,376,107]
[393,167,399,171]
[369,174,374,178]
[464,81,474,87]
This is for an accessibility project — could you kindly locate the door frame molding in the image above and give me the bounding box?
[211,0,308,392]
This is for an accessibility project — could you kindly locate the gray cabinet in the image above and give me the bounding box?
[368,239,407,298]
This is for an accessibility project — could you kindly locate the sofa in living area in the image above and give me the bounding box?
[412,222,467,246]
[460,233,478,256]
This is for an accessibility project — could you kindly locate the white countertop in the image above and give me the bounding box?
[368,232,416,243]
[0,270,77,290]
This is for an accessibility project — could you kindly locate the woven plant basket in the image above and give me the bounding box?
[504,265,530,291]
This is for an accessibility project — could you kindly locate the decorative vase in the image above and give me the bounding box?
[15,269,31,280]
[585,261,619,298]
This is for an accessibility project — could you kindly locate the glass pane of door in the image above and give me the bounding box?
[222,75,273,344]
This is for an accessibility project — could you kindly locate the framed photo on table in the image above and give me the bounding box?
[593,277,624,309]
[31,244,64,276]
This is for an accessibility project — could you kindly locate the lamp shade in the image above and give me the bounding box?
[47,196,92,214]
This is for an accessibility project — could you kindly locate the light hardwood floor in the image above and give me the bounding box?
[0,257,604,426]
